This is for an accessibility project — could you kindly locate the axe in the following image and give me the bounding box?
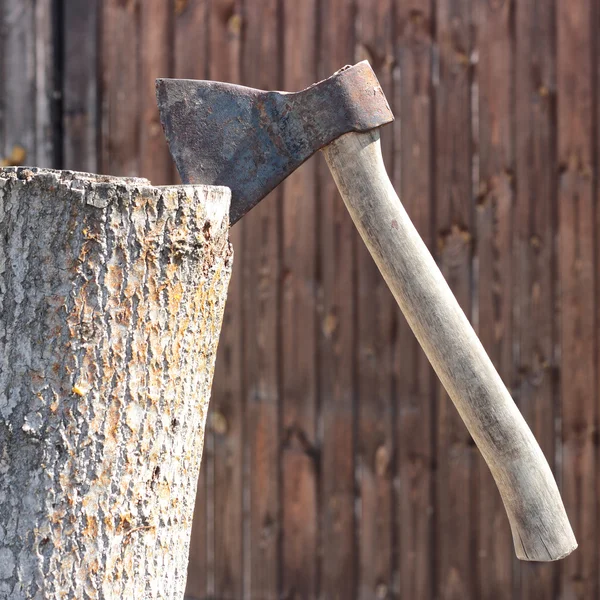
[156,61,576,561]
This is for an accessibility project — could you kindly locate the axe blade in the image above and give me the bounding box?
[156,61,393,225]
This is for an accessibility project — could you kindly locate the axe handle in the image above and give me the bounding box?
[322,129,577,562]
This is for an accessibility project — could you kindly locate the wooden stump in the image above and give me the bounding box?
[0,168,232,599]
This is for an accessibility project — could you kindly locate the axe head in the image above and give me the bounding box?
[156,61,393,225]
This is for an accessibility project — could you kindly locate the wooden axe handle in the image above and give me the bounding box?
[322,129,577,562]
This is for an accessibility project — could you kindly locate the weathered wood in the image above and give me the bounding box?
[63,0,99,173]
[393,3,435,599]
[514,0,557,596]
[556,0,597,597]
[100,0,139,176]
[318,1,358,598]
[355,1,395,598]
[4,2,598,596]
[184,1,245,598]
[280,1,319,598]
[434,1,476,595]
[322,130,576,564]
[1,0,55,168]
[0,167,232,599]
[139,0,173,185]
[474,0,514,595]
[242,0,281,597]
[173,2,211,596]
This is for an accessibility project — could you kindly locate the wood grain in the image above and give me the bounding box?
[434,0,476,595]
[63,0,99,173]
[556,0,597,598]
[138,0,173,184]
[280,1,319,598]
[514,0,558,596]
[323,129,576,565]
[100,0,140,176]
[4,3,599,597]
[174,2,210,596]
[393,2,435,598]
[242,0,281,597]
[1,0,55,167]
[474,0,514,595]
[317,1,358,598]
[206,0,244,597]
[355,1,395,599]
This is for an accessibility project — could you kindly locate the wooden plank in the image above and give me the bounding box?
[317,1,357,598]
[34,0,55,167]
[208,1,245,597]
[280,1,319,599]
[473,0,513,596]
[241,0,281,597]
[172,2,211,597]
[185,447,209,598]
[100,0,140,176]
[513,0,557,597]
[1,0,54,167]
[138,0,173,184]
[393,2,435,598]
[63,0,100,173]
[556,0,597,598]
[354,1,395,599]
[184,0,245,598]
[0,6,4,159]
[434,0,476,598]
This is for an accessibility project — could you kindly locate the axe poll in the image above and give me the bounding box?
[156,61,576,561]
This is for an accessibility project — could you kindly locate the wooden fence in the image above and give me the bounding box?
[1,0,598,598]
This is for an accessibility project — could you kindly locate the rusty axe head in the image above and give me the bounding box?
[156,61,393,225]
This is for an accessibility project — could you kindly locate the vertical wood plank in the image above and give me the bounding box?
[210,1,245,596]
[100,0,140,176]
[241,0,281,597]
[173,1,211,597]
[354,1,395,599]
[317,1,357,598]
[0,5,4,159]
[280,1,319,599]
[514,0,557,597]
[393,2,435,598]
[474,0,513,596]
[556,0,597,598]
[34,0,55,166]
[1,0,55,167]
[138,0,173,184]
[434,0,476,598]
[63,0,99,173]
[185,463,209,598]
[201,0,244,598]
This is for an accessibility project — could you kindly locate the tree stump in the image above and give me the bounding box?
[0,168,232,599]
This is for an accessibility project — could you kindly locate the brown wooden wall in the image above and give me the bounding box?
[1,0,598,598]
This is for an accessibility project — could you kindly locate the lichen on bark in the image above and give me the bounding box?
[0,167,232,599]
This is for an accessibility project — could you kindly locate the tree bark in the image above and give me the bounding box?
[0,167,232,599]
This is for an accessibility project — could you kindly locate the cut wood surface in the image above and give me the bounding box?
[0,168,232,599]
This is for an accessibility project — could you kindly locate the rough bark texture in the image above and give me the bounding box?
[0,167,232,599]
